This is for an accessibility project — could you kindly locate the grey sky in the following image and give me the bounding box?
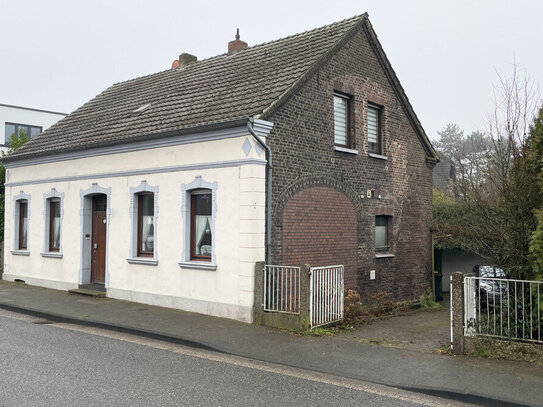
[1,0,542,141]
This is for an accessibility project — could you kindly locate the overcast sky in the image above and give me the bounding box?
[1,0,541,140]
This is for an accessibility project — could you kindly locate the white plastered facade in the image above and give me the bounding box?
[3,121,272,323]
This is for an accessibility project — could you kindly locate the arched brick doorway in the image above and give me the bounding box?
[282,186,357,289]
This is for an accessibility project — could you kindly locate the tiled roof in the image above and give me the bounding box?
[6,15,366,161]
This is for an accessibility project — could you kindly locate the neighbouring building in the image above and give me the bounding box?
[432,152,488,292]
[2,14,438,322]
[0,104,67,153]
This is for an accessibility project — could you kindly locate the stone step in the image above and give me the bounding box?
[68,288,106,298]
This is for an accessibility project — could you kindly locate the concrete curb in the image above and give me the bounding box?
[0,302,531,407]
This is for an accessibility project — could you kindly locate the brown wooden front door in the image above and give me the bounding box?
[91,195,107,283]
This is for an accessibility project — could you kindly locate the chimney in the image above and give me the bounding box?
[172,53,197,69]
[228,29,248,55]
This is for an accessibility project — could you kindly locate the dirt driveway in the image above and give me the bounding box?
[337,295,450,354]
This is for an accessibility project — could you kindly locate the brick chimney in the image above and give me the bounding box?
[228,29,248,55]
[172,53,197,69]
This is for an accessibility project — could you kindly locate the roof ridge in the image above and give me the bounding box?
[110,14,368,87]
[258,13,367,120]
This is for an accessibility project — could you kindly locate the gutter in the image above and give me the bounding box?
[247,118,272,265]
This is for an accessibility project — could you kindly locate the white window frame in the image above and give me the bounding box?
[180,176,218,271]
[42,188,64,258]
[368,103,382,154]
[334,93,350,147]
[127,181,159,265]
[12,191,31,255]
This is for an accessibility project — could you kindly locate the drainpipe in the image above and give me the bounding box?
[247,118,272,265]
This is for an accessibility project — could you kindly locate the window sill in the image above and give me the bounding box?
[179,261,217,271]
[375,253,394,259]
[11,250,30,256]
[126,257,158,266]
[41,252,63,259]
[334,146,358,155]
[368,153,387,160]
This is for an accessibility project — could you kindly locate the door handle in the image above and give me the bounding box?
[93,243,98,249]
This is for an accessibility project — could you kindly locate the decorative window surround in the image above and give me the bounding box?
[334,146,358,155]
[375,253,395,259]
[11,250,30,256]
[127,257,159,266]
[42,188,64,258]
[79,183,112,286]
[180,176,218,270]
[368,153,387,160]
[128,181,159,265]
[41,252,63,259]
[13,191,31,252]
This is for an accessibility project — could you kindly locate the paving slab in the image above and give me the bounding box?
[0,280,542,406]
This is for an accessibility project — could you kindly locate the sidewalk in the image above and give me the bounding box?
[0,280,541,406]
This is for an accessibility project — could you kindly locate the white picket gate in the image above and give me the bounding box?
[309,265,344,328]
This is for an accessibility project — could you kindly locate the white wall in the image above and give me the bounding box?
[0,104,66,148]
[4,131,267,322]
[440,248,489,292]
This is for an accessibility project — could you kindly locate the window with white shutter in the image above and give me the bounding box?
[368,104,382,153]
[334,94,350,146]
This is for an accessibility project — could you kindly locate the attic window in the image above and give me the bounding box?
[132,103,151,115]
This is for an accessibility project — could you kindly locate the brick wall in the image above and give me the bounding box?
[282,186,358,289]
[266,23,434,303]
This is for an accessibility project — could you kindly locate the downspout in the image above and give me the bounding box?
[247,118,272,265]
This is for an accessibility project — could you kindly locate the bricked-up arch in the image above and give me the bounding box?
[282,187,358,289]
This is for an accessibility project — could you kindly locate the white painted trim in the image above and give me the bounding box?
[368,153,387,160]
[4,125,257,169]
[10,250,30,256]
[40,252,63,258]
[129,181,159,262]
[6,158,266,187]
[334,146,359,154]
[43,188,64,255]
[178,261,217,271]
[12,191,31,252]
[79,183,112,287]
[2,273,78,291]
[126,258,158,266]
[252,119,274,139]
[375,253,395,258]
[107,287,253,323]
[181,176,218,266]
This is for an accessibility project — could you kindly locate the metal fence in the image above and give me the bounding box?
[310,265,344,328]
[263,265,301,314]
[464,276,543,343]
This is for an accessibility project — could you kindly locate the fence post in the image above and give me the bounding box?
[253,261,266,325]
[299,264,311,332]
[450,271,465,355]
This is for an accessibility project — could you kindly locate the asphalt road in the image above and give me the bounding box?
[0,310,469,407]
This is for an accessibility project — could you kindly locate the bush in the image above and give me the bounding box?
[344,289,363,322]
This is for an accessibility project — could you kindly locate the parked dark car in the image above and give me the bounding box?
[473,265,508,307]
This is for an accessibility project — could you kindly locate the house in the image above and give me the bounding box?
[2,14,438,323]
[0,104,67,152]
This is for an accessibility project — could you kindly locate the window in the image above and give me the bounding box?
[180,176,217,270]
[42,189,63,257]
[18,200,28,250]
[5,122,42,145]
[375,216,390,252]
[367,103,382,154]
[137,193,154,257]
[334,93,351,147]
[128,181,158,264]
[190,190,212,261]
[49,199,61,252]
